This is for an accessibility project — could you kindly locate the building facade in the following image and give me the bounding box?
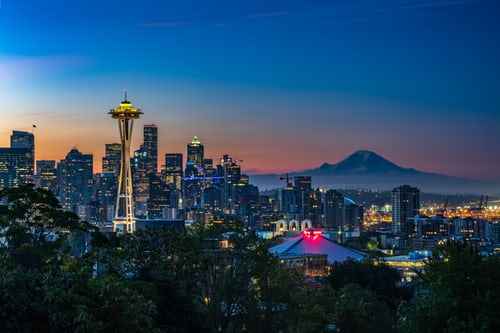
[10,130,34,175]
[57,148,93,214]
[35,160,57,193]
[163,153,183,191]
[0,148,34,190]
[102,143,121,175]
[186,136,204,177]
[143,124,158,175]
[392,185,420,235]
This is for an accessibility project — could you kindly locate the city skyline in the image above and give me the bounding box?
[2,0,500,179]
[0,124,497,181]
[2,1,500,331]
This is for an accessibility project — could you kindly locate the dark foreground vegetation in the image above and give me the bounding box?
[1,186,499,332]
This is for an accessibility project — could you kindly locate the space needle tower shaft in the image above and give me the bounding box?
[109,94,143,233]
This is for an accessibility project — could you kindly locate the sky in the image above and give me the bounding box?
[1,0,499,179]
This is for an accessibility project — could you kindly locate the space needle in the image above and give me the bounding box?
[109,93,142,233]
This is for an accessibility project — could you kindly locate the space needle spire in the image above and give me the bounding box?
[109,93,143,233]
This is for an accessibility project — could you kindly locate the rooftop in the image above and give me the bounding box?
[270,230,366,264]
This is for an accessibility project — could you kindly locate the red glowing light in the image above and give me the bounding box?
[303,229,322,240]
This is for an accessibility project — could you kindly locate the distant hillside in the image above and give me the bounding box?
[250,150,500,195]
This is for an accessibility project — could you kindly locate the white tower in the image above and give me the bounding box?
[109,95,142,233]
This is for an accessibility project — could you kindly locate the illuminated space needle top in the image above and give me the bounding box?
[109,93,143,119]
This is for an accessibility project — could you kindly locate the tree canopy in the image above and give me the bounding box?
[0,186,499,332]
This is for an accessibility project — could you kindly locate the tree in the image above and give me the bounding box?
[398,242,500,333]
[0,186,159,333]
[328,259,410,309]
[90,228,205,332]
[0,185,96,268]
[287,284,337,333]
[2,185,444,332]
[334,284,395,333]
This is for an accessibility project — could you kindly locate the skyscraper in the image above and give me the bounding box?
[102,143,121,175]
[186,136,204,176]
[344,199,364,230]
[324,190,345,229]
[163,153,183,191]
[0,147,33,190]
[324,190,363,235]
[0,130,35,189]
[36,160,57,193]
[131,145,149,216]
[147,173,169,219]
[203,158,214,174]
[57,148,93,213]
[109,96,142,233]
[94,172,117,222]
[11,130,34,146]
[279,186,298,215]
[232,182,259,221]
[183,136,205,208]
[222,155,241,209]
[143,124,158,175]
[11,130,34,165]
[97,143,121,224]
[294,176,312,219]
[392,185,420,235]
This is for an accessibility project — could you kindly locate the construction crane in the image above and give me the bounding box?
[279,173,293,188]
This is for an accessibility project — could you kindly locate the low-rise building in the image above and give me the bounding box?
[270,229,366,276]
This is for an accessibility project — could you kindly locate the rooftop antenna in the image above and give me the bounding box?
[123,90,128,102]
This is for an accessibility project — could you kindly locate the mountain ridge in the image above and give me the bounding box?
[249,150,499,194]
[304,150,417,175]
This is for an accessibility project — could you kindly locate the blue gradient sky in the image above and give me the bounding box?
[1,0,499,178]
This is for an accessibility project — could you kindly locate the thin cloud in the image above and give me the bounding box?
[141,10,290,29]
[139,0,474,30]
[141,20,192,28]
[247,11,289,19]
[400,0,472,10]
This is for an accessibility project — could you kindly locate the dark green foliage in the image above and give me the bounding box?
[321,260,406,332]
[0,186,158,333]
[334,284,395,333]
[398,242,500,333]
[1,186,500,332]
[0,260,158,332]
[0,185,96,268]
[328,259,411,309]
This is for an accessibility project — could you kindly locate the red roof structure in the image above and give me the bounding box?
[270,230,366,264]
